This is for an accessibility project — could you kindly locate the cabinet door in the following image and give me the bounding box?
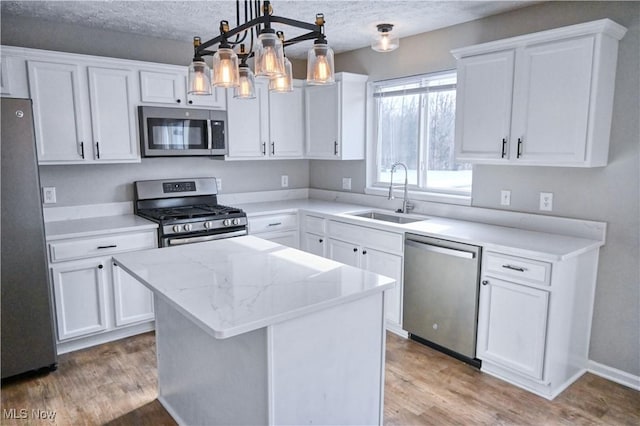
[303,232,326,257]
[226,83,267,158]
[476,277,549,380]
[511,36,594,163]
[87,66,138,161]
[269,82,304,158]
[305,83,339,158]
[51,259,108,340]
[112,262,154,326]
[361,247,403,326]
[454,50,515,161]
[28,61,86,162]
[188,86,227,109]
[139,70,185,105]
[327,238,360,267]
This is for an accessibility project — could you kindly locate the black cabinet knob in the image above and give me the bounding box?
[482,280,489,286]
[362,250,367,255]
[176,99,181,103]
[353,248,358,252]
[98,264,104,269]
[319,239,323,243]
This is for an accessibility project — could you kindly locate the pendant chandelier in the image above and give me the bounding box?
[188,0,335,99]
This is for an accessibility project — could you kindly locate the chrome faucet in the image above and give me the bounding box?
[388,162,413,214]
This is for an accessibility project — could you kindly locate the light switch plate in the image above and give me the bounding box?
[42,187,56,204]
[500,190,511,206]
[342,177,352,191]
[216,178,222,191]
[281,175,289,188]
[539,192,553,211]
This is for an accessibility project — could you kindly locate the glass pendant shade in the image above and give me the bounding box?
[212,47,240,88]
[187,58,212,95]
[372,24,399,52]
[269,57,293,93]
[234,64,256,99]
[306,42,335,85]
[255,31,285,77]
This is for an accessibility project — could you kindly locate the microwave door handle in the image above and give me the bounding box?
[207,120,213,151]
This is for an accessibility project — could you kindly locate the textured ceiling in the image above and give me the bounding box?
[1,1,539,58]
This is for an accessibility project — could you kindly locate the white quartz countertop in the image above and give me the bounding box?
[45,214,157,241]
[238,200,603,261]
[113,235,395,339]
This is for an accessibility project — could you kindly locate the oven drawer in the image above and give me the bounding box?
[484,252,551,286]
[249,213,298,234]
[49,230,157,263]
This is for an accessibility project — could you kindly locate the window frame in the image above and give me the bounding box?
[365,70,472,206]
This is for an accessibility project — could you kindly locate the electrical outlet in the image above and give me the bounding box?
[539,192,553,211]
[342,177,352,191]
[500,190,511,206]
[42,187,57,204]
[216,178,222,191]
[281,175,289,188]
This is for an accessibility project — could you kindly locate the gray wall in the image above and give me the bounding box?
[328,1,640,377]
[2,2,639,377]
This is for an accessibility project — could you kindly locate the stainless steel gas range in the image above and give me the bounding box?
[134,177,247,247]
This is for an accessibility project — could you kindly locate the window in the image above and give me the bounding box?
[369,72,471,198]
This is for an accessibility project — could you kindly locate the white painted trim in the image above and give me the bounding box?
[588,360,640,391]
[158,395,187,426]
[56,321,154,355]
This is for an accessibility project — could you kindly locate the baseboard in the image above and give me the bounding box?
[588,360,640,391]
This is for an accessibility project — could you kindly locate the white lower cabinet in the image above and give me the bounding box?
[302,232,325,257]
[51,258,108,340]
[48,229,157,353]
[476,250,599,399]
[248,212,299,249]
[476,277,549,380]
[326,220,404,334]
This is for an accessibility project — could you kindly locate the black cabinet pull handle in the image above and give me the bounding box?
[98,264,104,269]
[97,244,117,249]
[334,141,338,155]
[502,264,526,272]
[262,142,266,155]
[517,138,523,158]
[501,138,507,158]
[271,141,275,155]
[482,280,489,286]
[80,141,85,159]
[267,222,282,227]
[95,141,100,159]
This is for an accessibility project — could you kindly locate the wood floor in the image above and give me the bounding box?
[2,332,638,425]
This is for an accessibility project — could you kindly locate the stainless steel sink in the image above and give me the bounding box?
[348,211,425,224]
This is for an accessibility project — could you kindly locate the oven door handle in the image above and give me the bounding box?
[167,230,247,246]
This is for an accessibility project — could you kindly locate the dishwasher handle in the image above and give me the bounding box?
[405,239,476,259]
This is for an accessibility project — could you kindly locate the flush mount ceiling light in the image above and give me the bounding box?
[372,23,399,52]
[188,0,335,99]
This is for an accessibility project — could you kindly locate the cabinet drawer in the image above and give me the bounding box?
[484,252,551,286]
[303,214,325,234]
[249,213,298,234]
[49,230,157,263]
[328,220,403,254]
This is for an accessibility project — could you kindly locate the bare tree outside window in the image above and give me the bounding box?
[373,72,471,195]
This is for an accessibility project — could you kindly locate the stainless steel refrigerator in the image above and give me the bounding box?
[1,97,57,379]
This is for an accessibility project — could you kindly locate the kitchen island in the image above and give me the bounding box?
[113,235,395,426]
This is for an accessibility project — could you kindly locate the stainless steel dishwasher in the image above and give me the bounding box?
[403,233,482,367]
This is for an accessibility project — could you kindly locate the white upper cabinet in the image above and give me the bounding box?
[226,79,304,160]
[305,72,368,160]
[453,19,627,167]
[0,54,29,98]
[23,47,140,164]
[139,66,226,108]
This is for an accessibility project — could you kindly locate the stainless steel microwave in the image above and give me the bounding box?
[138,106,227,157]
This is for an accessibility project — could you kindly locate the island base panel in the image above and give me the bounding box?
[154,292,386,425]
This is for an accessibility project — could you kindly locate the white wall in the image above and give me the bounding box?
[327,1,640,377]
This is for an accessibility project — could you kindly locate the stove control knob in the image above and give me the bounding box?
[204,221,213,229]
[173,225,182,233]
[184,224,193,232]
[223,219,231,226]
[232,218,240,225]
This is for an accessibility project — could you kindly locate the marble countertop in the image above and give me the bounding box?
[113,235,395,339]
[45,214,158,241]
